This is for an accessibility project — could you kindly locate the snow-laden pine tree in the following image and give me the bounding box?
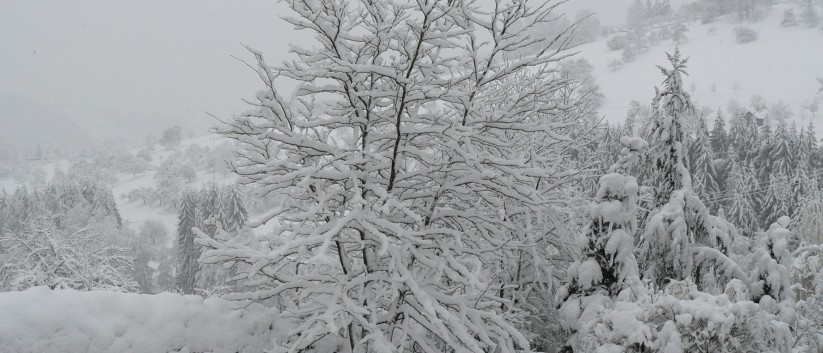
[726,161,760,235]
[770,119,795,177]
[689,113,719,203]
[728,109,758,165]
[753,122,773,183]
[637,50,737,290]
[592,126,624,187]
[793,126,819,211]
[199,183,222,237]
[220,184,247,232]
[790,121,801,163]
[196,0,595,351]
[760,173,794,229]
[557,135,645,353]
[176,190,201,295]
[800,120,819,171]
[710,110,729,160]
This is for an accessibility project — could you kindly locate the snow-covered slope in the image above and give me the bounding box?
[0,286,285,353]
[112,135,236,232]
[579,3,823,131]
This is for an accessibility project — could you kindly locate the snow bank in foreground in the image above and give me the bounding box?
[0,287,284,353]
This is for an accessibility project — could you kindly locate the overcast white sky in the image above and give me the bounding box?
[0,0,638,142]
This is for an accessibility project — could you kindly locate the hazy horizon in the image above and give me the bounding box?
[0,0,637,148]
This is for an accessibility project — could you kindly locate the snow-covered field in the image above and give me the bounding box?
[0,286,285,353]
[579,3,823,131]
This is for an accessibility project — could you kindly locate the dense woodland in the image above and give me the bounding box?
[1,0,823,352]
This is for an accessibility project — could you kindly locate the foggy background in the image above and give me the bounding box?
[0,0,644,151]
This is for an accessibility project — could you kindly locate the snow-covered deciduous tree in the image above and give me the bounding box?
[132,219,174,294]
[672,23,688,44]
[782,8,798,26]
[160,125,183,150]
[0,211,136,292]
[627,0,649,29]
[197,0,596,351]
[801,0,820,27]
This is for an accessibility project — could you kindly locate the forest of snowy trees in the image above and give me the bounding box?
[2,0,823,352]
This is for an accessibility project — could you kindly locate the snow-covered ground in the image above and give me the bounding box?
[579,3,823,132]
[0,286,286,353]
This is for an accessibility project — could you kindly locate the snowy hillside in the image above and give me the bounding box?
[0,287,285,353]
[112,135,237,232]
[0,134,237,234]
[580,3,823,131]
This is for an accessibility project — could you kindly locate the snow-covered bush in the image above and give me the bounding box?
[580,279,792,353]
[751,217,795,322]
[608,58,623,71]
[734,26,759,43]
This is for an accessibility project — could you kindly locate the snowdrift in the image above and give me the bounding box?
[0,287,284,353]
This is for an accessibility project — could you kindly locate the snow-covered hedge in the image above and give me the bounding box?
[575,280,792,353]
[0,287,285,353]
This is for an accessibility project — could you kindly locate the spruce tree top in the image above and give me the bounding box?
[646,48,694,208]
